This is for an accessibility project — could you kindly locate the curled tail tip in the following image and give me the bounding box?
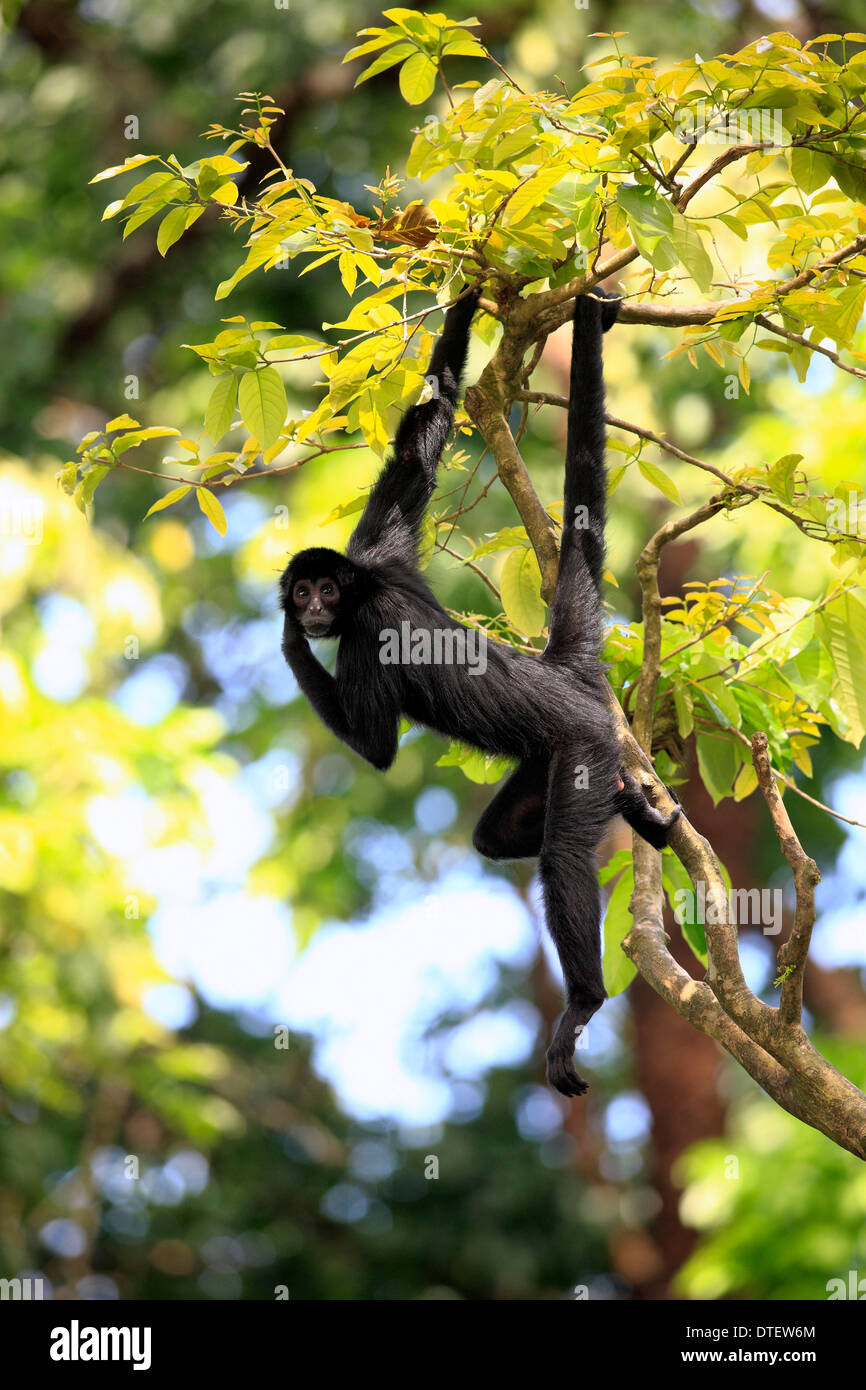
[600,292,622,332]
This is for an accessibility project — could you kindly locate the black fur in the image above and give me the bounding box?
[280,286,679,1097]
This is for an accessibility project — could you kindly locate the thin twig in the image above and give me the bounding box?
[755,313,866,380]
[434,539,500,597]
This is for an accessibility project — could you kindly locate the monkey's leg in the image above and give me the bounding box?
[615,769,681,849]
[538,745,616,1098]
[472,757,549,861]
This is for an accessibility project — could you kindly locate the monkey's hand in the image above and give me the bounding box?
[280,614,306,652]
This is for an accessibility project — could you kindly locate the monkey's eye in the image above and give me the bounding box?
[294,586,309,601]
[321,584,334,597]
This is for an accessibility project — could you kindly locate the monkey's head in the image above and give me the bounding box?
[279,547,359,639]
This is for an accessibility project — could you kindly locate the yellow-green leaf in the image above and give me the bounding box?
[819,593,866,746]
[157,204,205,256]
[399,50,438,105]
[602,867,637,996]
[638,458,681,505]
[339,252,358,296]
[145,485,193,519]
[237,367,287,451]
[500,547,546,636]
[205,375,238,443]
[197,487,227,536]
[90,155,159,183]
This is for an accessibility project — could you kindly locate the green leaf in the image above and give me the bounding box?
[196,487,227,537]
[779,638,834,705]
[469,526,529,559]
[818,593,866,746]
[417,512,436,570]
[638,458,681,505]
[111,427,181,454]
[766,453,802,504]
[320,495,367,526]
[122,199,167,239]
[73,465,109,512]
[436,741,511,785]
[157,204,204,256]
[616,184,677,273]
[57,461,78,495]
[500,547,546,636]
[399,50,438,104]
[790,146,833,195]
[661,852,707,967]
[602,866,637,996]
[598,848,634,887]
[120,170,178,210]
[237,367,287,451]
[502,167,566,228]
[205,375,238,443]
[827,281,866,346]
[145,485,193,519]
[354,40,414,86]
[338,251,358,296]
[696,734,740,804]
[265,334,323,355]
[441,35,486,58]
[701,676,742,730]
[826,152,866,204]
[90,155,159,183]
[717,213,748,241]
[669,211,714,292]
[673,684,694,737]
[357,389,390,454]
[607,464,627,496]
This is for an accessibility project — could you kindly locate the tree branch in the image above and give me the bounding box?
[751,732,821,1026]
[755,312,866,380]
[531,232,866,338]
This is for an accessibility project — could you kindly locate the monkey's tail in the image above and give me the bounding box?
[563,289,620,592]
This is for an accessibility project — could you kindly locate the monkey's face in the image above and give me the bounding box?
[292,576,341,637]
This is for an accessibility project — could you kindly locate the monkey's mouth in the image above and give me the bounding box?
[303,620,334,637]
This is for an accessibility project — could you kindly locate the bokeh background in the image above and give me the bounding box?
[2,0,866,1301]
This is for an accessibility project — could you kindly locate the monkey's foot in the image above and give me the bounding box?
[546,1045,590,1098]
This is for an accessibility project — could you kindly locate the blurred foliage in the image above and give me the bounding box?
[675,1040,866,1300]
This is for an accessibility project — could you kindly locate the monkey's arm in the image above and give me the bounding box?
[281,619,399,770]
[347,288,480,563]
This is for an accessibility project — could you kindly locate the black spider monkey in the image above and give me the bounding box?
[280,286,679,1097]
